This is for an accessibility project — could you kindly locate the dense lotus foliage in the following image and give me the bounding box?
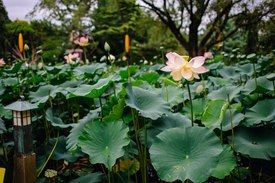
[0,52,274,183]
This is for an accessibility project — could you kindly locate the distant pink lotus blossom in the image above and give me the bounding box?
[64,53,80,64]
[204,52,213,59]
[0,58,5,67]
[78,36,89,47]
[161,52,207,81]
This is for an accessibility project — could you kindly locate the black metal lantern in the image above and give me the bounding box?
[5,97,37,154]
[5,97,37,183]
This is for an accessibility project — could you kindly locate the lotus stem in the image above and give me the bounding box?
[186,82,194,127]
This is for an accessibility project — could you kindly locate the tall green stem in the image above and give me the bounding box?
[126,60,131,83]
[186,82,194,127]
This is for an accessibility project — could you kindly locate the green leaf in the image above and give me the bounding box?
[150,126,223,183]
[125,85,170,120]
[79,121,130,169]
[0,104,12,119]
[73,63,106,77]
[118,66,139,79]
[103,99,125,123]
[242,99,275,127]
[220,109,244,131]
[66,110,99,151]
[242,76,273,94]
[232,127,275,160]
[183,98,207,120]
[51,136,83,162]
[29,85,62,106]
[161,85,184,107]
[46,108,76,128]
[202,100,229,129]
[2,77,18,86]
[0,118,7,134]
[160,77,178,86]
[70,172,103,183]
[137,71,159,84]
[207,85,241,101]
[67,75,120,99]
[208,76,232,87]
[211,145,236,179]
[3,61,25,73]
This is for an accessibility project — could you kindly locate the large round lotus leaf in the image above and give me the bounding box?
[141,112,191,147]
[66,109,99,151]
[211,145,236,179]
[208,85,241,101]
[231,127,275,160]
[46,108,76,129]
[125,85,170,120]
[2,77,18,86]
[118,66,139,79]
[150,126,223,183]
[137,71,160,84]
[161,85,184,107]
[79,121,130,169]
[218,66,240,80]
[208,76,232,87]
[242,76,273,94]
[237,63,254,77]
[202,100,229,129]
[67,75,120,99]
[29,85,62,106]
[220,109,244,131]
[73,63,106,77]
[243,99,275,127]
[70,172,103,183]
[3,61,24,74]
[183,98,207,120]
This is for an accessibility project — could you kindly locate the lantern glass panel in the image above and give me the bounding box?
[22,111,31,126]
[13,111,22,126]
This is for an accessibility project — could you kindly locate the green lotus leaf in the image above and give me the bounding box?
[242,99,275,127]
[3,61,25,74]
[220,109,244,131]
[125,85,170,120]
[70,172,103,183]
[202,100,229,129]
[211,145,236,179]
[218,66,240,80]
[79,121,130,169]
[73,63,106,77]
[160,77,178,86]
[0,104,12,119]
[161,85,184,107]
[103,99,125,123]
[50,136,83,162]
[67,75,120,99]
[2,77,18,86]
[66,109,99,151]
[183,98,207,120]
[232,127,275,160]
[141,112,191,147]
[207,85,241,101]
[208,76,232,87]
[0,82,4,96]
[29,85,62,106]
[44,65,63,74]
[242,76,273,94]
[150,126,223,183]
[118,66,139,79]
[0,118,7,134]
[237,63,254,77]
[46,108,76,128]
[137,71,159,84]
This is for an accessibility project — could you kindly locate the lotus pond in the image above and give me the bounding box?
[0,52,275,183]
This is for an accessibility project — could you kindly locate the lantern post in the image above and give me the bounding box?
[5,96,37,183]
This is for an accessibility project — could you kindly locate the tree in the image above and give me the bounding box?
[0,0,10,59]
[140,0,275,56]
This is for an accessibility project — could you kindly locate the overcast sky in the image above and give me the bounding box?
[3,0,40,20]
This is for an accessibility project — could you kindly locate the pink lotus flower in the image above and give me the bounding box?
[161,52,207,81]
[64,53,80,64]
[0,58,5,67]
[78,36,89,47]
[204,52,213,59]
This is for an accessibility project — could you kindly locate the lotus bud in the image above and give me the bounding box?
[18,33,24,53]
[104,42,110,52]
[125,34,130,53]
[24,44,29,51]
